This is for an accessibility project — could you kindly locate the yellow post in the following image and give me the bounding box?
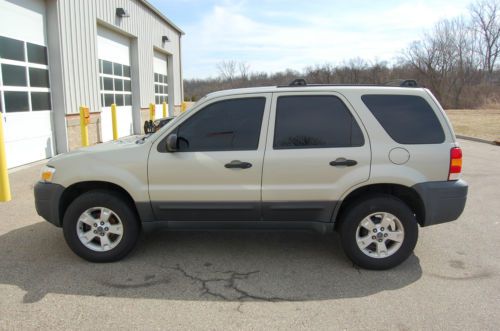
[79,106,89,147]
[149,103,155,121]
[162,101,167,118]
[111,103,118,140]
[181,102,187,113]
[0,114,12,202]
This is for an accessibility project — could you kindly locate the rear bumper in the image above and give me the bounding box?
[413,179,468,227]
[34,182,65,227]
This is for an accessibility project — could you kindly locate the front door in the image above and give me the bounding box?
[148,94,271,221]
[262,92,371,222]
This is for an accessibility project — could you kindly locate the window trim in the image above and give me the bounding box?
[271,93,366,150]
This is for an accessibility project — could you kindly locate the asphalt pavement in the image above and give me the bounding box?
[0,139,499,330]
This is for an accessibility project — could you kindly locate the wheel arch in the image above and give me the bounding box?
[58,181,144,226]
[333,183,426,228]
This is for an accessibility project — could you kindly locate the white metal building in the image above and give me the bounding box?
[0,0,184,168]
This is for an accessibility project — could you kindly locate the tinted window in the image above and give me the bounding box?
[362,95,445,144]
[27,43,48,65]
[274,96,364,149]
[123,65,130,77]
[29,68,50,87]
[176,97,266,152]
[113,63,122,76]
[103,77,113,90]
[114,78,123,91]
[31,92,51,110]
[0,36,24,61]
[104,94,114,106]
[124,80,131,92]
[102,61,113,75]
[2,64,27,86]
[4,92,29,112]
[124,94,132,106]
[115,94,124,106]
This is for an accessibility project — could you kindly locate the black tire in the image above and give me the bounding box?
[338,194,418,270]
[62,190,140,262]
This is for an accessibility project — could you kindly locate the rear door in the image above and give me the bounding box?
[262,92,371,222]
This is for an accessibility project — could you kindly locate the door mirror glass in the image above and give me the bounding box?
[166,133,178,152]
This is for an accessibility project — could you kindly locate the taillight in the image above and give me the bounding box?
[449,147,462,180]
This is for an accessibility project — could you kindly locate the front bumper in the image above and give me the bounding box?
[413,179,468,227]
[34,182,65,227]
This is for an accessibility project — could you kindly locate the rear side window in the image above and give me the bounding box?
[362,95,445,144]
[176,97,265,152]
[274,95,364,149]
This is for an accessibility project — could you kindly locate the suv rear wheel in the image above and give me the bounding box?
[62,190,139,262]
[339,194,418,270]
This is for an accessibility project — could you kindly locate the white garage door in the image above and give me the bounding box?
[153,51,169,118]
[97,26,133,142]
[0,0,54,169]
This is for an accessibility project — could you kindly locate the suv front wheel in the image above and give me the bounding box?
[339,194,418,270]
[62,190,140,262]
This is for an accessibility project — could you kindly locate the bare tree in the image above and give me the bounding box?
[238,62,251,80]
[216,60,237,81]
[469,0,500,74]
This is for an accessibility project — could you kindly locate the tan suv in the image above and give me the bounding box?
[34,79,468,269]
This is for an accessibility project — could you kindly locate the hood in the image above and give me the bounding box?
[48,135,150,166]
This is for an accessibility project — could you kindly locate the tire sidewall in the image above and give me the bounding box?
[339,195,418,270]
[63,190,139,262]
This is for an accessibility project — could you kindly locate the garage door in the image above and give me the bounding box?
[0,0,54,169]
[153,51,169,118]
[97,26,133,142]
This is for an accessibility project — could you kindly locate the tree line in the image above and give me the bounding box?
[184,0,500,109]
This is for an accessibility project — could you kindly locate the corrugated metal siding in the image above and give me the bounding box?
[52,0,182,114]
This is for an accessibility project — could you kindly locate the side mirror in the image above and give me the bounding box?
[166,133,178,152]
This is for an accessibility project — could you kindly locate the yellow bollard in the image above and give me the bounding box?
[181,102,187,113]
[0,115,12,202]
[111,103,118,140]
[79,106,89,147]
[162,101,167,118]
[149,103,155,121]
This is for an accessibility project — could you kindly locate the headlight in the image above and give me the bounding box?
[40,165,56,183]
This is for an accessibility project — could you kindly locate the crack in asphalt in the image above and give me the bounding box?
[171,264,292,302]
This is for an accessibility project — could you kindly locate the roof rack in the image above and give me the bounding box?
[278,79,419,88]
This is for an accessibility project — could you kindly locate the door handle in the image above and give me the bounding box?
[329,158,357,167]
[225,160,252,169]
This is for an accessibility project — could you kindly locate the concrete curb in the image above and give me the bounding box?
[456,135,499,145]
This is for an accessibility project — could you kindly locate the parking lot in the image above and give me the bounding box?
[0,138,498,330]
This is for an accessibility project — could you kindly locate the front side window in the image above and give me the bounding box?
[176,97,266,152]
[274,95,364,149]
[361,95,445,144]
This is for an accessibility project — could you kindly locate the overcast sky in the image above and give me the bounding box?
[150,0,473,79]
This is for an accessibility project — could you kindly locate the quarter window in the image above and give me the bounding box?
[274,95,364,149]
[361,95,445,144]
[176,97,266,152]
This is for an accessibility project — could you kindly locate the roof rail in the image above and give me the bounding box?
[289,78,307,86]
[278,78,419,88]
[384,79,419,87]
